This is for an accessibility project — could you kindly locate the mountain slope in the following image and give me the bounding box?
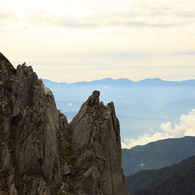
[127,155,195,195]
[122,136,195,176]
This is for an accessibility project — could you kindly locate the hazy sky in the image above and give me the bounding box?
[1,0,195,83]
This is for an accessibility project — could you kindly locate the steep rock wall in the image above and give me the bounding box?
[0,53,128,195]
[69,91,128,195]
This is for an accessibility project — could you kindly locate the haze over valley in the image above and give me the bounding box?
[42,77,195,148]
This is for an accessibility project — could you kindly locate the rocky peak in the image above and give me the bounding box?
[0,54,128,194]
[69,90,127,194]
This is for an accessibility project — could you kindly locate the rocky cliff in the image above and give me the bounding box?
[0,53,128,195]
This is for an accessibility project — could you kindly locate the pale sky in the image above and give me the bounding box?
[1,0,195,83]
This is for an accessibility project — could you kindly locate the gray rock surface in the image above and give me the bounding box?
[0,53,128,194]
[69,90,128,195]
[12,64,63,187]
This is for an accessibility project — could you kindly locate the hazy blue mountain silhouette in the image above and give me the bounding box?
[42,78,195,141]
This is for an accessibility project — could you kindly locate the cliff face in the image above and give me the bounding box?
[0,53,128,195]
[69,91,127,194]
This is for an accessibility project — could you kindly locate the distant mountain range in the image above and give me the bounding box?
[127,155,195,195]
[122,136,195,176]
[42,78,195,142]
[43,77,195,86]
[41,77,195,194]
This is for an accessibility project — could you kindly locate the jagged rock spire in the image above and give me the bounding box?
[69,90,128,195]
[0,53,128,195]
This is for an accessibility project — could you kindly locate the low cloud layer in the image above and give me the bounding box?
[122,109,195,149]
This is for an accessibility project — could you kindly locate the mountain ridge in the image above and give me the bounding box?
[42,77,195,86]
[122,136,195,176]
[127,155,195,195]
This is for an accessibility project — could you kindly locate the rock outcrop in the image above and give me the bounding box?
[69,90,128,194]
[0,53,128,195]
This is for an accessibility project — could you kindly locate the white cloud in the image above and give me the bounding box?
[121,131,174,149]
[160,121,183,136]
[160,109,195,137]
[1,0,195,82]
[122,109,195,148]
[2,0,195,31]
